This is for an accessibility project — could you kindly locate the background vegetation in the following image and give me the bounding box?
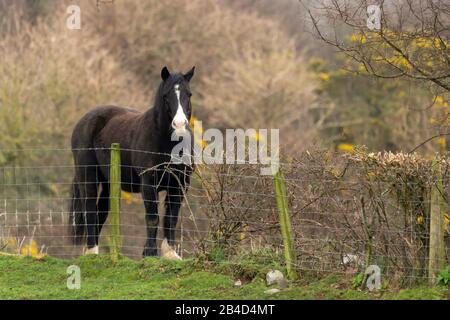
[1,0,446,158]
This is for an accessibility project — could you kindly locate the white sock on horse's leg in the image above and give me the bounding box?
[84,246,99,255]
[160,238,182,260]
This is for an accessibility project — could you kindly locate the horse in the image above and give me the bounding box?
[69,66,195,258]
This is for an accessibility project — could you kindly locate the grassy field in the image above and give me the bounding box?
[0,254,448,300]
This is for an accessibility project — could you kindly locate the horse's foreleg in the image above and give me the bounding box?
[164,191,182,246]
[142,174,159,257]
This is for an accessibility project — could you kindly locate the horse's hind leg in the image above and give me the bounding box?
[76,156,100,254]
[95,182,110,245]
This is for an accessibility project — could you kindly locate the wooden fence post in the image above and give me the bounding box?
[109,143,122,262]
[428,158,446,285]
[273,169,298,280]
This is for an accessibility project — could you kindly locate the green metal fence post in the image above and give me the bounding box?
[273,169,298,280]
[109,143,121,262]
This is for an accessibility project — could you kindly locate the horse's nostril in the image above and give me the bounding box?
[172,119,186,129]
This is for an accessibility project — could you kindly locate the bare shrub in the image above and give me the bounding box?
[185,163,278,259]
[189,149,449,284]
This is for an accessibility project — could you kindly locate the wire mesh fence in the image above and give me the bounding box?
[0,147,449,286]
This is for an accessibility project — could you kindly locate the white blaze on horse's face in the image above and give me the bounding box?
[172,84,188,136]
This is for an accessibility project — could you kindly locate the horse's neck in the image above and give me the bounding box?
[141,102,174,153]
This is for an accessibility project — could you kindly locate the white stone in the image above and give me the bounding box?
[264,288,281,295]
[234,280,242,286]
[266,269,284,286]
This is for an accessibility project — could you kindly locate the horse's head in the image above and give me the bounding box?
[159,66,195,136]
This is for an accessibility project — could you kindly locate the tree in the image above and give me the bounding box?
[302,0,449,91]
[302,0,450,150]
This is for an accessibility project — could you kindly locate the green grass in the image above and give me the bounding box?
[0,254,448,300]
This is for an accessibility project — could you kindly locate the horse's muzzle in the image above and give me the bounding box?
[172,119,188,135]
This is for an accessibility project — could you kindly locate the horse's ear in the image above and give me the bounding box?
[183,66,195,82]
[161,66,171,81]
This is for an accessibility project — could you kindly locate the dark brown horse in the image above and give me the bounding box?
[69,66,195,258]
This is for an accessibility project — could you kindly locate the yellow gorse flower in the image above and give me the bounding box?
[318,72,330,82]
[433,96,449,108]
[435,96,445,104]
[249,131,265,142]
[350,34,367,43]
[416,213,449,229]
[239,226,248,241]
[189,116,201,131]
[337,143,355,153]
[122,191,140,205]
[358,64,367,73]
[20,239,44,258]
[387,56,411,70]
[437,137,446,148]
[417,215,424,225]
[190,116,207,149]
[445,213,450,230]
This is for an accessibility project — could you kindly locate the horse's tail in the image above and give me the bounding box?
[69,180,85,244]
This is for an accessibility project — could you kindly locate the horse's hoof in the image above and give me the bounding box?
[162,251,182,260]
[84,246,99,255]
[143,247,157,257]
[160,238,182,260]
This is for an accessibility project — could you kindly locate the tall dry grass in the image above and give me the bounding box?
[80,0,319,152]
[0,3,147,162]
[0,0,319,158]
